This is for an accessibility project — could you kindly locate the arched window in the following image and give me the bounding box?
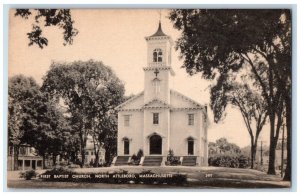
[152,78,160,94]
[153,48,163,62]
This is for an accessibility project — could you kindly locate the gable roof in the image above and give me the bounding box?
[170,89,204,110]
[115,89,206,111]
[115,91,144,111]
[142,98,171,109]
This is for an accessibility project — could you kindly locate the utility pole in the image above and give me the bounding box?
[258,140,265,167]
[280,125,285,178]
[260,141,263,166]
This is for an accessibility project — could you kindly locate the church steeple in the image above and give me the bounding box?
[144,21,174,104]
[145,21,173,67]
[149,21,167,37]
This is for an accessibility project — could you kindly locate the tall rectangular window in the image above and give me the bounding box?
[188,114,194,125]
[124,139,129,155]
[153,113,159,124]
[124,115,130,126]
[188,140,194,155]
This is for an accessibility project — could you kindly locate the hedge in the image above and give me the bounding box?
[208,154,250,168]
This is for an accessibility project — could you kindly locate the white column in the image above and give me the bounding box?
[162,137,166,156]
[22,160,25,171]
[167,110,170,154]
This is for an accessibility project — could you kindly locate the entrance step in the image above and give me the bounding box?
[114,156,130,166]
[142,156,163,166]
[182,156,197,166]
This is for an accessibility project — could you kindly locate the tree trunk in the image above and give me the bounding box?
[250,141,257,169]
[92,135,99,167]
[267,114,276,175]
[42,154,46,169]
[250,137,254,169]
[105,150,110,166]
[94,151,99,167]
[70,151,75,164]
[80,148,85,168]
[283,96,291,181]
[52,154,57,166]
[79,129,86,168]
[13,145,19,171]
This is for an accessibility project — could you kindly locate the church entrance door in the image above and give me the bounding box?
[149,135,162,155]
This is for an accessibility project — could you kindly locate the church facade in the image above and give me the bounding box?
[115,22,208,166]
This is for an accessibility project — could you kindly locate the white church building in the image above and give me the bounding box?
[115,22,208,166]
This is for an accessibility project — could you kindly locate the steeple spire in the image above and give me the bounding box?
[150,20,167,37]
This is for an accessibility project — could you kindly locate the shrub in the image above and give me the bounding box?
[43,166,74,176]
[208,154,240,168]
[131,149,144,165]
[68,163,81,169]
[166,149,181,166]
[238,155,250,168]
[136,149,144,159]
[59,162,68,167]
[19,170,37,180]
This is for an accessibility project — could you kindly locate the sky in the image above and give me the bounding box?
[8,9,272,148]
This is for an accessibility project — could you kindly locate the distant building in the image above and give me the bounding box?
[7,145,43,171]
[81,135,106,166]
[8,136,106,170]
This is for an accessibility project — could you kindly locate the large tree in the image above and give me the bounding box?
[169,9,291,178]
[8,75,69,169]
[211,78,268,169]
[8,75,41,170]
[209,138,241,155]
[31,94,70,167]
[42,60,125,167]
[15,9,78,49]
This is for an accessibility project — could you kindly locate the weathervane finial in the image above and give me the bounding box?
[159,10,162,22]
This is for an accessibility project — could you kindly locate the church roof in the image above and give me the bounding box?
[142,99,171,109]
[115,89,206,111]
[170,89,204,109]
[149,21,167,37]
[115,91,144,110]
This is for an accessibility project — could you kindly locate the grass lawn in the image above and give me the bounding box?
[7,166,290,189]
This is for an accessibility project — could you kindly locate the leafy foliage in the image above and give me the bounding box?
[41,60,125,166]
[8,75,72,168]
[8,75,42,169]
[169,9,290,79]
[169,9,291,176]
[208,154,249,168]
[19,170,37,180]
[15,9,78,48]
[210,78,268,169]
[208,138,249,168]
[130,149,144,165]
[166,149,181,166]
[209,138,241,155]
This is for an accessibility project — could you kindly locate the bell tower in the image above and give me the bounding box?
[144,21,174,104]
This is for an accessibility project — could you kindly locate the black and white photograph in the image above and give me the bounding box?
[5,7,293,190]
